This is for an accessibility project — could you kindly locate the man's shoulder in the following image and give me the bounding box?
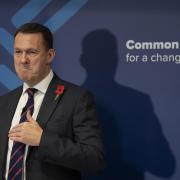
[54,77,93,102]
[62,79,84,92]
[0,86,22,101]
[54,74,89,95]
[61,79,92,97]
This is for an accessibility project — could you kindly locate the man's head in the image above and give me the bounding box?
[14,23,55,86]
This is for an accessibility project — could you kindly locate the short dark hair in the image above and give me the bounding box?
[14,22,53,50]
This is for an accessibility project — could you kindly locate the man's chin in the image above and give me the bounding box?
[19,75,32,83]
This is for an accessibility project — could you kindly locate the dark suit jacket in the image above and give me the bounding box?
[0,74,105,180]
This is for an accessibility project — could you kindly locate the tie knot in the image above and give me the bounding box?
[26,88,38,97]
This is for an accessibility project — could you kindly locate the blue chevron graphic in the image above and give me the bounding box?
[12,0,52,28]
[0,0,88,90]
[45,0,88,33]
[0,65,22,90]
[0,28,13,56]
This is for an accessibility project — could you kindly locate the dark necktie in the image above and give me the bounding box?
[7,88,37,180]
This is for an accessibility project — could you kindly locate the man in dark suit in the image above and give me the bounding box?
[0,23,105,180]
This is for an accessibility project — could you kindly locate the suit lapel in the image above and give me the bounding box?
[27,75,66,157]
[36,74,66,128]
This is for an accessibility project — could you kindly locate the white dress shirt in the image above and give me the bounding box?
[5,70,54,180]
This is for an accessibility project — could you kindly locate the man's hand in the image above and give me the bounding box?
[8,111,43,146]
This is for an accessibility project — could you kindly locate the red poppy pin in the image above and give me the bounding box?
[54,85,65,101]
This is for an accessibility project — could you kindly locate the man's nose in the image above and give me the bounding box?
[21,52,29,63]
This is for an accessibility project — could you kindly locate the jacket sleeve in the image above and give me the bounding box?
[35,91,105,172]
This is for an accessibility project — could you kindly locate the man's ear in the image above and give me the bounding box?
[47,48,55,64]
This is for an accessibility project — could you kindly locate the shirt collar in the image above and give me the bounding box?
[23,70,54,95]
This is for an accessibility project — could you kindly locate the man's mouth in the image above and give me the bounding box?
[21,65,31,71]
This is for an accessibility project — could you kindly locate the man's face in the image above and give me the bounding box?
[14,32,55,86]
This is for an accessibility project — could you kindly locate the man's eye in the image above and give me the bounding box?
[27,50,38,56]
[15,50,22,54]
[28,51,35,54]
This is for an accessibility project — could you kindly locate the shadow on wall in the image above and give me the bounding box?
[80,29,176,180]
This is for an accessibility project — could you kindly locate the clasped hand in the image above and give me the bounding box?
[8,111,43,146]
